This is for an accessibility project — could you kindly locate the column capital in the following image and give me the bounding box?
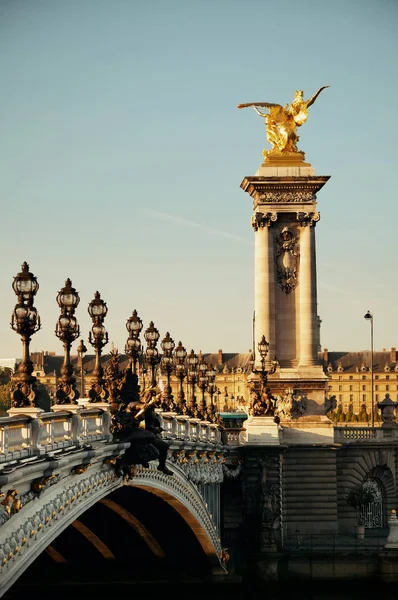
[297,211,320,227]
[251,211,278,231]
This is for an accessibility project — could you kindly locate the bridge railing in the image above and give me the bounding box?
[0,408,112,463]
[334,426,398,443]
[0,409,224,464]
[157,412,223,445]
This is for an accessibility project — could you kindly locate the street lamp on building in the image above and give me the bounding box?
[144,321,160,388]
[125,310,143,374]
[10,262,41,408]
[77,339,87,399]
[364,310,374,427]
[54,279,80,405]
[87,291,109,403]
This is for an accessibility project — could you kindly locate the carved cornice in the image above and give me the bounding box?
[240,176,330,208]
[297,211,320,227]
[251,211,278,231]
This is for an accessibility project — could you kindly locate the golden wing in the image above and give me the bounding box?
[237,102,282,109]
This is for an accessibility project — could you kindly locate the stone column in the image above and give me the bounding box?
[297,212,320,367]
[252,212,277,369]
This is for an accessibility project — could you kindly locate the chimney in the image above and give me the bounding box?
[218,349,223,365]
[391,347,397,363]
[323,348,329,364]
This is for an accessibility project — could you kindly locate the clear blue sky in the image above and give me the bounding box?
[0,0,397,358]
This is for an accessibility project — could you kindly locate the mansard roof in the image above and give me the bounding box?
[325,350,397,373]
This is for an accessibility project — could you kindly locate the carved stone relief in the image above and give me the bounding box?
[274,387,307,420]
[275,227,299,294]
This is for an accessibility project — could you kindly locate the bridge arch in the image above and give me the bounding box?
[0,462,226,597]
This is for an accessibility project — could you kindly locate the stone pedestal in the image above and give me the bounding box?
[243,416,281,445]
[7,406,44,419]
[385,510,398,549]
[84,402,110,412]
[51,403,82,414]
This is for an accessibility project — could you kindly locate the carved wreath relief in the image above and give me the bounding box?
[275,227,299,294]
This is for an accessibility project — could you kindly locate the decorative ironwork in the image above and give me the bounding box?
[87,291,109,403]
[125,309,143,374]
[174,341,188,414]
[359,479,383,529]
[160,332,175,411]
[197,354,209,420]
[206,364,218,422]
[143,321,160,387]
[10,262,41,408]
[77,339,87,399]
[248,335,277,417]
[186,349,199,417]
[54,279,81,405]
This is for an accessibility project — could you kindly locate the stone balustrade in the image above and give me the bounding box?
[0,409,112,463]
[334,426,398,443]
[0,409,223,465]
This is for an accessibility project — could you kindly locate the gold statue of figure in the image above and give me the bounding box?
[238,86,329,161]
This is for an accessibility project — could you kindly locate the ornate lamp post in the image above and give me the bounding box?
[87,291,109,403]
[364,310,374,427]
[54,279,81,405]
[248,334,277,416]
[10,262,41,409]
[197,354,209,418]
[187,349,199,416]
[206,364,218,421]
[174,341,187,412]
[125,309,143,374]
[160,332,175,410]
[144,321,160,387]
[258,335,270,389]
[77,339,87,399]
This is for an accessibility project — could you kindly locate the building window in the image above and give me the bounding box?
[386,385,389,391]
[375,385,379,391]
[386,375,390,380]
[338,385,342,391]
[349,385,353,391]
[362,385,366,391]
[375,375,379,380]
[349,376,353,380]
[362,394,366,402]
[237,386,240,393]
[376,394,379,402]
[350,394,353,402]
[339,395,342,402]
[338,376,342,381]
[362,376,366,380]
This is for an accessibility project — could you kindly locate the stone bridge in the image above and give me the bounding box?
[0,408,229,597]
